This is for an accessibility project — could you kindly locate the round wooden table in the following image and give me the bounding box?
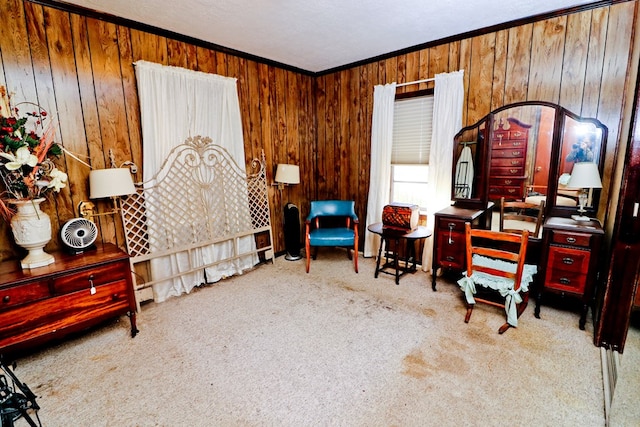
[367,222,432,284]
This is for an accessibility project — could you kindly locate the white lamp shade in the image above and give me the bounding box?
[89,168,136,199]
[567,162,602,189]
[275,164,300,185]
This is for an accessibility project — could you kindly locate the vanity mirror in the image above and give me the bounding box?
[451,101,607,229]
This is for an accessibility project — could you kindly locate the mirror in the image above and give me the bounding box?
[452,120,487,207]
[489,104,556,206]
[550,111,607,217]
[451,102,607,233]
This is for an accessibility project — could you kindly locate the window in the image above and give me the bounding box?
[390,92,433,210]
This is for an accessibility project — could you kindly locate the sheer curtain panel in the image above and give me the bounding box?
[421,70,464,271]
[364,83,396,257]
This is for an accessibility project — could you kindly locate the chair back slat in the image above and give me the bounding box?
[464,222,529,291]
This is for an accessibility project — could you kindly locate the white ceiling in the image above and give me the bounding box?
[57,0,601,73]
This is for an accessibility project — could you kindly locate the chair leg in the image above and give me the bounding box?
[498,323,512,334]
[464,303,474,323]
[305,239,311,273]
[353,250,359,273]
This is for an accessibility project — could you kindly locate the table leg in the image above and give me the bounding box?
[374,237,383,278]
[394,237,400,285]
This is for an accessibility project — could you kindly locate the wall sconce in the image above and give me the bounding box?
[274,164,300,190]
[78,168,137,220]
[567,162,602,222]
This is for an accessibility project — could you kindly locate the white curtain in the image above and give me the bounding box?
[421,70,465,271]
[135,60,255,302]
[364,83,396,257]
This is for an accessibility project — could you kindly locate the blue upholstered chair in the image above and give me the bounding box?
[304,200,359,273]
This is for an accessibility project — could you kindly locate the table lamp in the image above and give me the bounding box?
[567,162,602,222]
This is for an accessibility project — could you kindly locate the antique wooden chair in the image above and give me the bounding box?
[305,200,359,273]
[499,197,545,238]
[457,222,536,334]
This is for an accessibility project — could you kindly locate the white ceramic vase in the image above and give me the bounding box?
[10,198,55,269]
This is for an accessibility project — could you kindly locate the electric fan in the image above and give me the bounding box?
[60,218,98,254]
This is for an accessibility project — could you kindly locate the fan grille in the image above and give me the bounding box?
[61,218,98,249]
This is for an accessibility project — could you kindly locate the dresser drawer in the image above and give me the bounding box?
[544,246,590,294]
[491,139,526,149]
[0,281,130,350]
[436,216,466,233]
[0,281,50,311]
[436,231,465,269]
[544,267,588,294]
[491,157,525,168]
[490,166,525,177]
[550,230,592,248]
[491,148,526,158]
[488,186,524,198]
[53,261,129,295]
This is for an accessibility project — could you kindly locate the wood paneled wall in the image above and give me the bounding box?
[0,0,637,261]
[316,2,637,234]
[0,0,314,260]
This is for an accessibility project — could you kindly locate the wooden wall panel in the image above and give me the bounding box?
[316,2,637,245]
[0,0,637,263]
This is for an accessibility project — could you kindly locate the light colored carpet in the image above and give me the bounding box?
[12,249,608,426]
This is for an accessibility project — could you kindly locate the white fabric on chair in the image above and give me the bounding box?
[457,254,537,327]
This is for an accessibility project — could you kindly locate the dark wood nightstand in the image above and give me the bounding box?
[431,203,493,291]
[535,216,604,330]
[0,243,138,358]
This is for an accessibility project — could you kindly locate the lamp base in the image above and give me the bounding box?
[284,252,302,261]
[571,214,592,222]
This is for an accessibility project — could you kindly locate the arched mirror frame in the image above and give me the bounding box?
[451,101,608,221]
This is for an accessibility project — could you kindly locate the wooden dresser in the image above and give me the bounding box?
[535,217,604,330]
[488,117,530,201]
[0,243,137,357]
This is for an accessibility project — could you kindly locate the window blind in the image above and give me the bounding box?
[392,95,434,164]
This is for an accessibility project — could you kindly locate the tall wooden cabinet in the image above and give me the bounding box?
[488,118,530,201]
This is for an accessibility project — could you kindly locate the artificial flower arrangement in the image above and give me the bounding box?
[0,85,68,221]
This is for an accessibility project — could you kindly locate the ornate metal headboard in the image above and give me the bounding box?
[120,135,273,305]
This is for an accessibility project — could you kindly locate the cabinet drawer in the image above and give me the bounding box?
[436,232,465,269]
[545,247,590,294]
[436,217,466,233]
[547,246,590,273]
[488,186,524,198]
[544,267,588,294]
[0,281,50,311]
[491,157,524,167]
[53,261,128,295]
[489,177,525,187]
[491,139,526,149]
[550,231,592,248]
[492,148,526,158]
[490,167,525,176]
[0,281,130,350]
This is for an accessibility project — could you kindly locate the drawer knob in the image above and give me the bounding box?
[566,237,576,244]
[2,295,9,303]
[562,257,574,265]
[559,277,571,285]
[112,293,120,301]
